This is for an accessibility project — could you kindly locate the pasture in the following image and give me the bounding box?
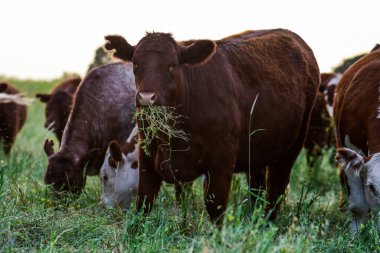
[0,78,378,252]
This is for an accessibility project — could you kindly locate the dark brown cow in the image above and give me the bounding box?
[0,82,27,154]
[334,49,380,234]
[304,73,340,166]
[36,77,81,143]
[105,29,320,222]
[44,62,136,194]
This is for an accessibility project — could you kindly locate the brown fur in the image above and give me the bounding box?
[36,77,81,143]
[334,49,380,187]
[43,62,136,194]
[304,92,330,166]
[0,83,27,153]
[106,29,320,222]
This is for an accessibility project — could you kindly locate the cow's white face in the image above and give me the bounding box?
[363,154,380,209]
[99,127,139,210]
[336,147,380,233]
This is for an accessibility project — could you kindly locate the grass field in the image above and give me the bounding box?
[0,78,379,252]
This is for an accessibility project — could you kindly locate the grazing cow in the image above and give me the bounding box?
[105,29,320,222]
[0,82,27,154]
[44,62,136,194]
[334,48,380,234]
[36,77,81,143]
[100,126,139,209]
[304,73,340,166]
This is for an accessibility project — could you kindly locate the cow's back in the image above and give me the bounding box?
[0,84,27,153]
[51,77,81,95]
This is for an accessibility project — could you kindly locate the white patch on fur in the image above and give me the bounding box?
[327,74,341,87]
[99,127,139,210]
[127,126,138,143]
[324,74,341,117]
[0,93,33,105]
[326,104,333,118]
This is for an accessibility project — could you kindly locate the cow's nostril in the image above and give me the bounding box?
[137,91,156,106]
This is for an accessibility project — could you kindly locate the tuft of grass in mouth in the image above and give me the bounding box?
[134,106,189,156]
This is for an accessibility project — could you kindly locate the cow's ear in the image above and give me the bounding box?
[180,40,217,65]
[36,93,51,103]
[108,141,123,168]
[0,83,8,92]
[104,35,134,61]
[335,147,364,177]
[44,139,55,157]
[53,90,72,104]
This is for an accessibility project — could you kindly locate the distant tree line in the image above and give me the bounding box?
[87,46,113,72]
[333,43,379,74]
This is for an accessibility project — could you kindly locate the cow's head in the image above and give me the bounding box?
[36,91,73,141]
[43,139,85,194]
[105,33,216,107]
[336,147,380,210]
[320,73,340,117]
[100,126,139,209]
[0,83,8,92]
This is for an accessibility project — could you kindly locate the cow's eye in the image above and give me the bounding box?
[133,62,138,72]
[369,184,378,196]
[169,64,177,72]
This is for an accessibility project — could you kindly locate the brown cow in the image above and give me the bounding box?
[0,82,27,154]
[334,49,380,234]
[105,29,320,222]
[44,62,136,194]
[36,77,81,143]
[304,73,340,166]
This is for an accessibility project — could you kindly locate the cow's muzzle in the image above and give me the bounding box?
[136,91,157,107]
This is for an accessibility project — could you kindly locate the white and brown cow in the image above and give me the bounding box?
[321,72,340,117]
[304,73,340,166]
[100,126,139,209]
[334,48,380,234]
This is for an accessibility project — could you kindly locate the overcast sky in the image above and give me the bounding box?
[0,0,379,79]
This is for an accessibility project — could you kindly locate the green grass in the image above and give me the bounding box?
[0,78,379,252]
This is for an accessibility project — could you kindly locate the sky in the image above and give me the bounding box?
[0,0,379,80]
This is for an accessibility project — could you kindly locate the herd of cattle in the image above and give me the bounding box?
[0,28,379,234]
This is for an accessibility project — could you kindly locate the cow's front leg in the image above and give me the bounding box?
[204,168,233,224]
[137,151,162,214]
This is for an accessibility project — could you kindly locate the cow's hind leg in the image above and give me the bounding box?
[266,130,307,220]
